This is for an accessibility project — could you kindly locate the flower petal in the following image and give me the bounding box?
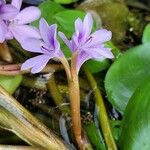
[14,6,41,25]
[0,0,6,5]
[49,24,60,51]
[11,0,22,10]
[86,46,114,59]
[10,25,41,43]
[58,31,72,50]
[21,54,51,74]
[75,17,86,44]
[75,18,83,35]
[0,19,7,42]
[5,30,13,40]
[21,38,43,53]
[0,4,18,20]
[89,29,112,46]
[39,18,49,44]
[47,24,57,47]
[83,13,93,38]
[76,51,91,74]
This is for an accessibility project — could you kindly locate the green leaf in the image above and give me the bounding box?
[54,10,85,36]
[85,59,110,73]
[120,77,150,150]
[54,0,76,4]
[110,120,121,142]
[32,0,65,27]
[0,75,22,94]
[83,122,106,150]
[105,43,150,114]
[142,23,150,44]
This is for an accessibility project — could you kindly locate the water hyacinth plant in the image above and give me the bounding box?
[1,1,150,150]
[0,0,116,149]
[20,13,114,149]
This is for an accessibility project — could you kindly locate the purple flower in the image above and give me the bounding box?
[0,0,41,43]
[0,0,18,20]
[59,13,114,73]
[21,18,63,74]
[0,0,18,42]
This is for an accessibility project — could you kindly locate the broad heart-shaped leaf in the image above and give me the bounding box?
[105,43,150,114]
[54,10,85,37]
[0,75,22,94]
[32,0,65,27]
[142,23,150,43]
[85,59,110,73]
[119,77,150,150]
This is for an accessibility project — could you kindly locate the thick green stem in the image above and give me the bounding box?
[47,74,70,114]
[84,67,117,150]
[83,122,106,150]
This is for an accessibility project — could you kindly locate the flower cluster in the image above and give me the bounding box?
[0,0,114,74]
[0,0,41,43]
[21,13,114,74]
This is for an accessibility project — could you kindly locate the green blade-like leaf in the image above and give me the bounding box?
[105,43,150,114]
[0,86,72,150]
[0,75,22,94]
[120,77,150,150]
[142,23,150,44]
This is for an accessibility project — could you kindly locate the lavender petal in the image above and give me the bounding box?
[85,46,114,59]
[0,0,6,5]
[21,54,51,73]
[10,25,41,43]
[83,13,93,38]
[76,51,91,74]
[59,31,72,51]
[89,29,112,46]
[39,18,49,44]
[0,19,7,42]
[14,6,41,25]
[11,0,22,10]
[21,38,43,53]
[0,4,18,20]
[75,18,83,37]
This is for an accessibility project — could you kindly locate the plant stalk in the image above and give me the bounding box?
[69,53,93,150]
[84,66,117,150]
[47,74,70,114]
